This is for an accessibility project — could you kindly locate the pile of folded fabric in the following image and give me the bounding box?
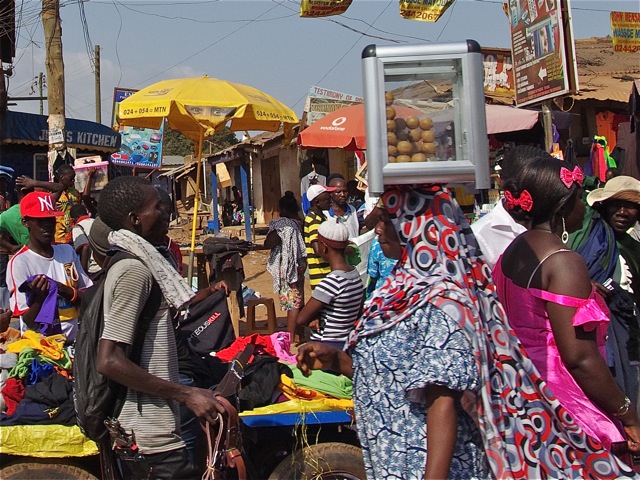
[0,329,77,426]
[212,331,353,416]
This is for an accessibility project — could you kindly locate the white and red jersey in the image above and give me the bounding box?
[7,244,92,341]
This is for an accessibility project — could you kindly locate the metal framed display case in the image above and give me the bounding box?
[362,40,490,195]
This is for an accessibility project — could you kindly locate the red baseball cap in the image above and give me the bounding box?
[20,191,64,218]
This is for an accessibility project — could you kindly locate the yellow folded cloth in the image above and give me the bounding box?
[6,330,67,360]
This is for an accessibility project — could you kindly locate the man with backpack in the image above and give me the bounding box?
[93,176,224,479]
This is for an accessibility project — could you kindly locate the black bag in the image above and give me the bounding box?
[178,289,236,356]
[73,251,162,443]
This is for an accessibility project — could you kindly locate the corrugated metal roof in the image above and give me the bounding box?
[573,37,640,103]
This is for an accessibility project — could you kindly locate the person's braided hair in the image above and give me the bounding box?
[502,153,580,230]
[98,176,150,230]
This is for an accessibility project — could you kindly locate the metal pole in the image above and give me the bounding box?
[210,162,219,234]
[38,72,43,114]
[94,45,101,123]
[240,160,251,241]
[187,131,204,287]
[541,100,554,153]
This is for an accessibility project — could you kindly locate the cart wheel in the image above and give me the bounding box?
[268,442,366,480]
[0,459,98,480]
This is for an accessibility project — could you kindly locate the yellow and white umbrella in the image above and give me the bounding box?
[118,75,298,284]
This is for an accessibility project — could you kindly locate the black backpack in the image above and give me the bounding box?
[73,251,162,443]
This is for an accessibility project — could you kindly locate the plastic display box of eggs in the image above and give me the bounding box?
[385,93,436,163]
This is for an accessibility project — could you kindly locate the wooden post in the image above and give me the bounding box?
[42,0,66,172]
[541,100,553,153]
[228,294,241,338]
[94,45,101,124]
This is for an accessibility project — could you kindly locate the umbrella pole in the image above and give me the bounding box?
[187,131,204,288]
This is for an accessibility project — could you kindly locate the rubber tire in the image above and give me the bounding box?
[268,442,366,480]
[0,460,98,480]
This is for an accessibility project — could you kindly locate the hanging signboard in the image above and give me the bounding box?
[303,85,363,126]
[399,0,455,22]
[508,0,578,106]
[110,87,164,169]
[610,11,640,54]
[482,48,515,99]
[300,0,352,17]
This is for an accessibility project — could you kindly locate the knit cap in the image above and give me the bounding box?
[318,218,349,249]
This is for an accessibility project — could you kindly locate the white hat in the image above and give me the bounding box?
[586,176,640,206]
[307,184,335,203]
[318,218,349,249]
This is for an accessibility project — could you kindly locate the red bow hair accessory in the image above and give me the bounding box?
[560,166,584,188]
[504,190,534,212]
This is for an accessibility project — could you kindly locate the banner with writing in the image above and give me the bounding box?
[399,0,455,22]
[300,0,352,17]
[110,88,164,169]
[610,11,640,54]
[509,0,576,106]
[304,86,363,126]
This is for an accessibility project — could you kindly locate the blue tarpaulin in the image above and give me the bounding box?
[1,110,121,153]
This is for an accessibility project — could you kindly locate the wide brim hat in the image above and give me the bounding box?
[586,176,640,206]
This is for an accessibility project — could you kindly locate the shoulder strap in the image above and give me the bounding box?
[526,249,573,289]
[528,288,591,308]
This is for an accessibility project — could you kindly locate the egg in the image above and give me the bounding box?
[419,117,433,130]
[388,145,398,156]
[396,155,412,163]
[411,153,427,162]
[396,129,409,141]
[396,141,413,155]
[394,118,406,131]
[421,142,437,154]
[420,130,435,143]
[387,119,396,132]
[409,128,422,141]
[405,116,419,129]
[387,132,398,145]
[388,156,397,163]
[386,107,396,120]
[385,92,394,106]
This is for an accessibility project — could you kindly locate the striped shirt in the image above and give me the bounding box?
[101,258,184,454]
[310,268,364,347]
[303,210,330,289]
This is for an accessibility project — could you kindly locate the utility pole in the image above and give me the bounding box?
[94,45,100,123]
[38,72,44,114]
[42,0,66,177]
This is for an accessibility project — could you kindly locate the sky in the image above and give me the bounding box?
[6,0,639,126]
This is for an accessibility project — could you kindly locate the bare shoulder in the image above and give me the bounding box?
[542,249,592,299]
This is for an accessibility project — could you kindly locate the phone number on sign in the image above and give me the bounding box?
[614,44,640,53]
[121,106,167,116]
[254,110,296,122]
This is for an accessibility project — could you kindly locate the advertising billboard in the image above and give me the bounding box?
[482,48,515,99]
[303,85,363,126]
[610,11,640,54]
[111,88,164,169]
[508,0,577,106]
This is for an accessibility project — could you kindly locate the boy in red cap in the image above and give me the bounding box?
[6,191,92,342]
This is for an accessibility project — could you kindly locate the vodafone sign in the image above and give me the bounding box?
[320,116,348,131]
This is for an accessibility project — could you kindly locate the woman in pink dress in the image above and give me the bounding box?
[494,151,640,453]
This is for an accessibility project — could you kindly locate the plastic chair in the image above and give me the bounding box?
[245,298,277,335]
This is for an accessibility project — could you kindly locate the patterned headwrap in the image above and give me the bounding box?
[349,185,634,478]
